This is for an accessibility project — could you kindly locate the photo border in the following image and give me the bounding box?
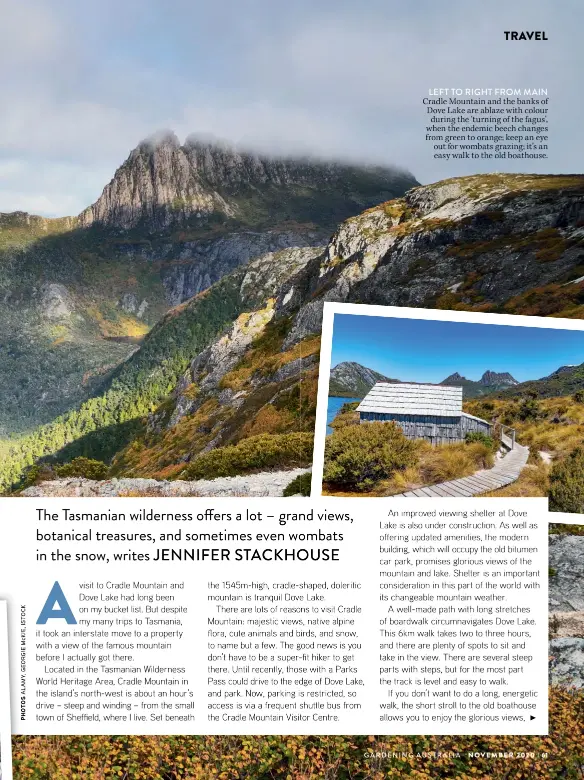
[0,601,13,780]
[311,301,584,522]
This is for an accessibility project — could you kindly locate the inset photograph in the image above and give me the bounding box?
[313,303,584,517]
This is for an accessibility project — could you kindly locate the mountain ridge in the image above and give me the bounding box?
[441,369,519,397]
[329,363,520,399]
[329,361,394,397]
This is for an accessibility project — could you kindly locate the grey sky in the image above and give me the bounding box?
[0,0,581,216]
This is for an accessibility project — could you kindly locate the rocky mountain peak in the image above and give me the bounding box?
[479,370,518,386]
[77,131,418,232]
[137,129,180,152]
[329,361,394,397]
[442,372,466,383]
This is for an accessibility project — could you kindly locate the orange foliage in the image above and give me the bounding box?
[10,687,584,779]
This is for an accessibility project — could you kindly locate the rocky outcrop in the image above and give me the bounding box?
[22,469,310,497]
[119,292,149,319]
[165,245,323,427]
[39,283,73,321]
[440,369,519,397]
[549,534,584,611]
[443,372,466,383]
[167,302,277,428]
[0,211,76,233]
[78,132,418,232]
[548,536,584,687]
[549,611,584,639]
[549,638,584,688]
[276,174,584,349]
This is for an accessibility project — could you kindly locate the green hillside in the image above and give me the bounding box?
[492,363,584,400]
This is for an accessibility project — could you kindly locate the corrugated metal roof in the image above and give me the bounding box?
[357,382,463,417]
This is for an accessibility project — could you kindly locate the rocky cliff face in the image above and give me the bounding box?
[159,228,323,305]
[273,174,584,349]
[479,370,518,386]
[549,535,584,612]
[78,132,417,232]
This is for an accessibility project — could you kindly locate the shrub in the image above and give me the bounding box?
[573,389,584,403]
[465,431,496,450]
[323,421,418,491]
[19,464,54,490]
[518,396,541,421]
[330,412,359,430]
[480,461,549,498]
[329,401,360,431]
[549,447,584,513]
[338,401,360,414]
[181,432,314,480]
[54,457,109,480]
[283,472,312,496]
[549,523,584,535]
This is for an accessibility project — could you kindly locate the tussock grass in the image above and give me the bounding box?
[417,441,493,484]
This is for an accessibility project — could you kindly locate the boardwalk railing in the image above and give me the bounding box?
[493,422,516,450]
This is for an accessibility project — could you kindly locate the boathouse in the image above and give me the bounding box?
[356,382,492,445]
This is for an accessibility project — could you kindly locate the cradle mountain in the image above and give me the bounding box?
[0,132,415,436]
[440,370,519,397]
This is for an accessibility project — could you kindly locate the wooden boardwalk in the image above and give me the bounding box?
[393,443,530,498]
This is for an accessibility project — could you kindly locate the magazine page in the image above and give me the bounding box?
[0,603,13,780]
[0,0,583,777]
